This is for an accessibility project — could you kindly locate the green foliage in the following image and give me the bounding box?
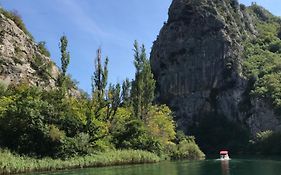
[106,83,121,120]
[0,80,8,96]
[243,5,281,113]
[58,35,70,92]
[278,27,281,39]
[110,108,162,155]
[30,54,53,81]
[60,35,70,77]
[0,85,59,156]
[168,137,205,160]
[92,48,108,97]
[146,105,176,144]
[0,8,33,39]
[0,149,160,174]
[249,130,281,155]
[89,48,109,124]
[0,84,110,158]
[0,40,203,164]
[37,41,51,57]
[131,41,156,119]
[248,4,275,22]
[121,78,131,106]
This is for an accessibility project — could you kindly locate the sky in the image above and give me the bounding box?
[0,0,280,93]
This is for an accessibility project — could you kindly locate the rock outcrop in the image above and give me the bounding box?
[0,11,59,88]
[150,0,281,138]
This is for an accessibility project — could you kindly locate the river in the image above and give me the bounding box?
[29,158,281,175]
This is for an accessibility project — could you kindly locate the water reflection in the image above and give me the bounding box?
[220,160,230,175]
[35,159,281,175]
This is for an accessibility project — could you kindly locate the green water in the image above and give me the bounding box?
[31,158,281,175]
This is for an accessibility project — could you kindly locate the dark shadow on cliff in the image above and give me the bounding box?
[190,113,250,155]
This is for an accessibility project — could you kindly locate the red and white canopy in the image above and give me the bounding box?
[220,151,228,155]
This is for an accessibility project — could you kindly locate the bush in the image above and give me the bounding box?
[268,40,281,53]
[37,41,51,57]
[0,85,96,158]
[168,137,205,160]
[0,85,60,157]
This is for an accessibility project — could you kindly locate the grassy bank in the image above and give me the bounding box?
[0,149,160,174]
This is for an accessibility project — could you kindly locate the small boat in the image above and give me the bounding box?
[220,150,230,160]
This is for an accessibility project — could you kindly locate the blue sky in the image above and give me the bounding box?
[1,0,280,93]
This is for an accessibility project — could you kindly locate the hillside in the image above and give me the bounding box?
[150,0,281,152]
[0,8,61,89]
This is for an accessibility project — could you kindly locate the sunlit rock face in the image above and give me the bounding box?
[0,13,59,88]
[150,0,281,136]
[0,11,80,96]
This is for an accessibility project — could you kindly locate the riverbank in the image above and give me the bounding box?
[0,149,160,174]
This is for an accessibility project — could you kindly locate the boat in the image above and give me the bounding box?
[220,150,230,160]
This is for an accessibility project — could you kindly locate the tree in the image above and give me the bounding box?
[92,48,108,99]
[60,35,70,77]
[58,35,70,90]
[105,83,121,121]
[90,48,109,119]
[146,105,176,144]
[131,41,156,119]
[121,78,131,106]
[85,48,111,140]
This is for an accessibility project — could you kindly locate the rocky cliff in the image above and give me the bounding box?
[0,9,60,89]
[150,0,281,148]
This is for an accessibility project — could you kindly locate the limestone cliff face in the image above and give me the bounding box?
[150,0,281,136]
[0,12,59,88]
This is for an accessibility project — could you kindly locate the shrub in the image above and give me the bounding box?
[37,41,51,57]
[0,85,93,158]
[0,85,60,157]
[168,137,205,160]
[268,40,281,53]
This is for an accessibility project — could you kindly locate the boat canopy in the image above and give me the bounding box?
[220,151,228,155]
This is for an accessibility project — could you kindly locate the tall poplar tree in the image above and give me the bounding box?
[58,35,70,93]
[91,48,109,119]
[121,78,131,106]
[92,48,108,99]
[131,41,155,120]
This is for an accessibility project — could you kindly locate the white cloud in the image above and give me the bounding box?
[51,0,130,48]
[52,0,109,42]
